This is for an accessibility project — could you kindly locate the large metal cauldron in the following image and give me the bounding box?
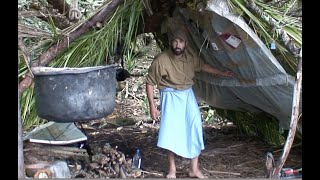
[32,65,116,122]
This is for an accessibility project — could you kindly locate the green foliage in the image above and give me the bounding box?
[125,49,146,72]
[203,109,215,124]
[143,95,150,116]
[20,85,46,131]
[51,0,144,68]
[19,0,145,131]
[215,109,286,147]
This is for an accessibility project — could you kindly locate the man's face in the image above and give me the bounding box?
[171,37,187,56]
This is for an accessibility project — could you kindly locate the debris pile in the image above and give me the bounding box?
[69,143,142,178]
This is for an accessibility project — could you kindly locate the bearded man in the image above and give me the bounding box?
[145,29,235,178]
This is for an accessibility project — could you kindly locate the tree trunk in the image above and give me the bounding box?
[19,0,125,94]
[18,83,25,178]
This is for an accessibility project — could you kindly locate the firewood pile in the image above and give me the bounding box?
[24,141,143,178]
[77,143,142,178]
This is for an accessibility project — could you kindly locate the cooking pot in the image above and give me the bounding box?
[32,65,116,122]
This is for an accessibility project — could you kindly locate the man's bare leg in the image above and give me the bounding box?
[166,151,176,178]
[189,156,207,178]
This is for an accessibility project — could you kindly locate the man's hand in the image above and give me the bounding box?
[202,63,236,78]
[146,83,159,121]
[221,70,236,77]
[150,105,160,121]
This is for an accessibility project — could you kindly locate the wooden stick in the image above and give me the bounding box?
[206,170,241,176]
[44,146,88,153]
[235,159,260,167]
[114,162,120,177]
[273,142,302,153]
[128,93,143,101]
[271,51,302,178]
[26,143,88,153]
[26,146,89,161]
[18,84,25,179]
[119,165,127,178]
[151,151,166,157]
[141,170,163,176]
[44,149,89,157]
[108,162,117,175]
[125,81,129,98]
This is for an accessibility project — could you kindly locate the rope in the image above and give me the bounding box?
[69,0,82,21]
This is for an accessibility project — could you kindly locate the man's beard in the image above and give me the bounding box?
[171,47,185,55]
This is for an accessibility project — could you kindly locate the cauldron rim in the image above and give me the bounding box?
[32,65,117,76]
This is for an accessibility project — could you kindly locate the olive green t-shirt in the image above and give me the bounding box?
[145,48,204,90]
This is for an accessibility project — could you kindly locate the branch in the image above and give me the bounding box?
[18,83,25,179]
[271,51,302,178]
[19,0,125,94]
[18,10,48,18]
[246,0,300,57]
[18,24,53,38]
[18,10,71,30]
[18,38,34,78]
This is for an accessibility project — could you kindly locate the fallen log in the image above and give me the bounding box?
[24,142,90,163]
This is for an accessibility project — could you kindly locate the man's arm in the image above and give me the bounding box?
[201,63,235,77]
[146,82,159,120]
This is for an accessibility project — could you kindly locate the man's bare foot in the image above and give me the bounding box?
[188,170,208,178]
[166,173,176,178]
[166,151,176,178]
[166,168,176,178]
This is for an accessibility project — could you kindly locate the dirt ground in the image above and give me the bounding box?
[78,105,302,179]
[24,115,302,178]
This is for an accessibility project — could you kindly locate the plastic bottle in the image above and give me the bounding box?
[270,41,276,50]
[132,149,142,169]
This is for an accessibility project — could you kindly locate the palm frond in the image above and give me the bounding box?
[227,0,301,75]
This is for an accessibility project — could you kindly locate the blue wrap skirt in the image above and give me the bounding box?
[157,87,205,159]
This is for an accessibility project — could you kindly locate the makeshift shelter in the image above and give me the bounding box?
[18,0,302,178]
[158,1,300,130]
[144,1,302,176]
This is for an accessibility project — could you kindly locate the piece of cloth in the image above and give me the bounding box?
[168,28,188,43]
[145,48,204,90]
[157,87,205,159]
